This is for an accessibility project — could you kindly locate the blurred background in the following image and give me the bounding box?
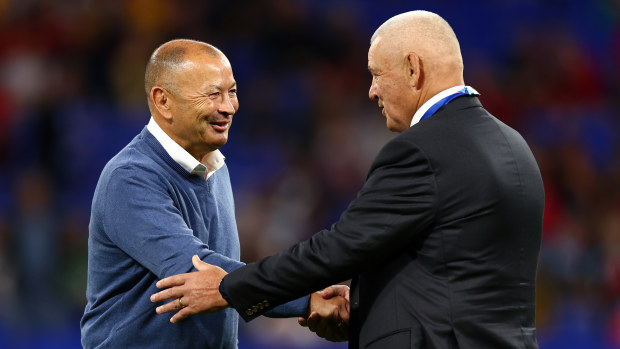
[0,0,618,348]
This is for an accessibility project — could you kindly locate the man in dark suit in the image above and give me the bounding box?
[151,10,544,348]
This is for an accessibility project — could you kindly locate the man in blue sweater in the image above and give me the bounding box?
[80,39,348,348]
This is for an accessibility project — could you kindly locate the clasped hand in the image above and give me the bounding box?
[150,255,350,342]
[300,284,350,342]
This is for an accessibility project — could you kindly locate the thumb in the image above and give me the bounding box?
[317,288,335,299]
[192,255,209,271]
[298,317,308,327]
[343,287,350,302]
[319,285,350,300]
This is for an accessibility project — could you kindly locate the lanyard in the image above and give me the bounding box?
[419,86,479,122]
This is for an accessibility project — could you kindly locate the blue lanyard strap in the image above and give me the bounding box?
[419,86,479,121]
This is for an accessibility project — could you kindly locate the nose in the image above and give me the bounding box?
[218,94,237,116]
[368,77,377,101]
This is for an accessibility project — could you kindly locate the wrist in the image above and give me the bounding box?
[306,292,319,318]
[218,275,231,308]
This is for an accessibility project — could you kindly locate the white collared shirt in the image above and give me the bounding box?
[147,117,225,179]
[410,85,470,127]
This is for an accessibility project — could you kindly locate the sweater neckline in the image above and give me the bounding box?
[139,127,214,187]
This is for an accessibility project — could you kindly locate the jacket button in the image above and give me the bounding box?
[245,309,253,316]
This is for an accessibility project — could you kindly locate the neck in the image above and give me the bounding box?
[418,77,465,107]
[185,145,215,162]
[152,115,214,161]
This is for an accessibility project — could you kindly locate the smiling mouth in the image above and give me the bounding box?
[210,120,230,132]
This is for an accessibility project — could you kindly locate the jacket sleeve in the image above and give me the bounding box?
[220,136,438,321]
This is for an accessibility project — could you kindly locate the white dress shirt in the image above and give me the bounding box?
[147,117,225,179]
[410,85,471,127]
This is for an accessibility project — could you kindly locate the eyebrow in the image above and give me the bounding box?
[206,82,237,91]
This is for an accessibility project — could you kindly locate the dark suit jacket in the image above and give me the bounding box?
[220,96,544,348]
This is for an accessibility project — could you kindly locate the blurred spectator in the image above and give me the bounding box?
[7,167,60,326]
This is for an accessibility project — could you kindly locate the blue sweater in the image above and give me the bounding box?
[81,127,308,349]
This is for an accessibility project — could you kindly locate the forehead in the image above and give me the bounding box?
[368,36,388,69]
[178,55,235,88]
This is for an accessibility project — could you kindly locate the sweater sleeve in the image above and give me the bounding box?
[101,165,309,317]
[102,166,244,277]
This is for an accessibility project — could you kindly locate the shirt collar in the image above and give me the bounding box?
[147,117,225,179]
[410,85,469,127]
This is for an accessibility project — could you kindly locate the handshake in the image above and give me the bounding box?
[150,255,350,342]
[300,285,350,342]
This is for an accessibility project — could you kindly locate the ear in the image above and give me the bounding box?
[150,87,173,121]
[406,52,421,88]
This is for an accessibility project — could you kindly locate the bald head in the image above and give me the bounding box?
[367,11,466,131]
[145,39,223,108]
[371,10,463,87]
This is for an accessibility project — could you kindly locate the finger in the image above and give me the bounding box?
[338,303,350,323]
[317,285,342,298]
[324,311,344,340]
[325,321,348,342]
[170,306,199,323]
[317,323,339,342]
[306,312,320,332]
[298,317,308,327]
[334,323,349,342]
[321,323,335,341]
[192,255,210,271]
[319,285,350,300]
[156,299,182,314]
[156,274,189,289]
[317,288,334,298]
[150,286,185,303]
[311,315,331,337]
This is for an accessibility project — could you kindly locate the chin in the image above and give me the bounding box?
[213,138,228,148]
[204,135,228,151]
[386,120,406,133]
